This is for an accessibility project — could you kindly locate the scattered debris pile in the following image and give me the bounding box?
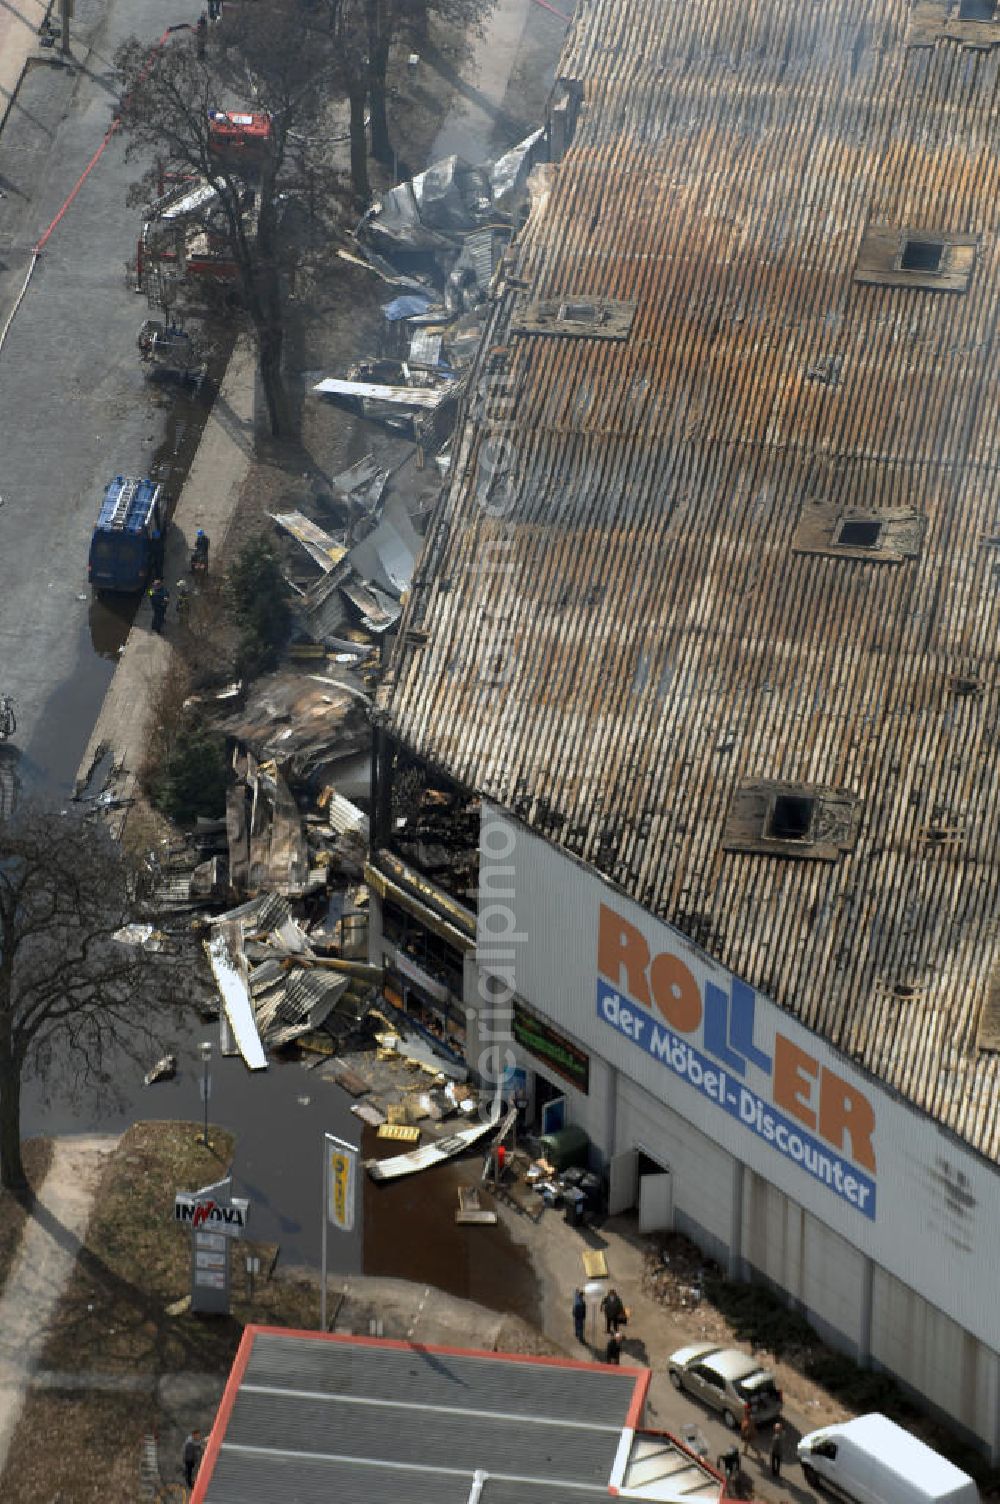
[389,767,481,906]
[316,132,545,453]
[269,467,422,647]
[219,670,372,791]
[205,893,377,1063]
[641,1232,717,1312]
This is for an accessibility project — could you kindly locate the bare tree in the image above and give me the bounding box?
[365,0,492,170]
[0,806,154,1194]
[116,1,343,437]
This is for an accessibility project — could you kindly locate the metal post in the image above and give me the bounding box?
[320,1138,328,1331]
[60,0,70,56]
[200,1041,212,1148]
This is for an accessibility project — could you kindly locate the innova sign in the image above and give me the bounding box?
[174,1180,249,1240]
[597,903,877,1219]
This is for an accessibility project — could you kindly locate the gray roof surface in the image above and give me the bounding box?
[200,1330,641,1503]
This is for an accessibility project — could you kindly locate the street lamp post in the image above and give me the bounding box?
[200,1040,213,1148]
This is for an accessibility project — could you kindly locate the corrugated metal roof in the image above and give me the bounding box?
[199,1331,642,1503]
[378,0,1000,1159]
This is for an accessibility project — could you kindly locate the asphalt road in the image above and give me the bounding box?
[0,0,201,801]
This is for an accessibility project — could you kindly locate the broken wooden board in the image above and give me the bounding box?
[351,1102,386,1128]
[329,1065,370,1097]
[376,1123,421,1143]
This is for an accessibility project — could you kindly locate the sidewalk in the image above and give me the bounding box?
[74,339,256,801]
[0,1136,117,1476]
[498,1196,839,1503]
[0,0,52,135]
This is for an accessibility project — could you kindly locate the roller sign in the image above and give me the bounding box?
[596,903,877,1219]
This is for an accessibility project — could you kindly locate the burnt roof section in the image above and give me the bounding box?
[194,1329,644,1503]
[378,0,1000,1160]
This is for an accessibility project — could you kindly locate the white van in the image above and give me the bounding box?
[797,1413,979,1504]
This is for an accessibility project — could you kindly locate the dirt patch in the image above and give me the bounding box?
[492,1313,566,1358]
[0,1139,53,1292]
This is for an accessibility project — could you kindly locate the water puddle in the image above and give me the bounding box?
[363,1129,541,1325]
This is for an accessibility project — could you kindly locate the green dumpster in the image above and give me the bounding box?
[538,1125,590,1172]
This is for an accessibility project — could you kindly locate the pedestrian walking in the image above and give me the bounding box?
[572,1288,586,1344]
[600,1287,624,1334]
[149,578,169,634]
[769,1419,784,1478]
[740,1407,758,1458]
[604,1330,622,1365]
[183,1428,203,1488]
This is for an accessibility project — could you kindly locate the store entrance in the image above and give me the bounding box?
[532,1072,564,1132]
[637,1149,672,1233]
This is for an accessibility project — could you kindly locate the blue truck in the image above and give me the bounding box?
[87,476,165,595]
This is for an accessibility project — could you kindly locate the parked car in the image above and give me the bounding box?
[667,1342,783,1430]
[797,1414,978,1504]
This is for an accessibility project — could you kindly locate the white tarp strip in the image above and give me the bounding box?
[206,926,268,1071]
[367,1106,516,1182]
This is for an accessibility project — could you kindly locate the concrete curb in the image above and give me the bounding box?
[74,338,257,803]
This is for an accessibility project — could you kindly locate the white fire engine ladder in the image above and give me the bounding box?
[108,476,140,529]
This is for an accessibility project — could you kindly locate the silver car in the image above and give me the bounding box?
[667,1342,783,1430]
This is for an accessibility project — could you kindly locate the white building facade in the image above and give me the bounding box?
[471,804,1000,1458]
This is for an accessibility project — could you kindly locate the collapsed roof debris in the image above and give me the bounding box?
[219,670,371,787]
[205,914,269,1071]
[331,454,388,516]
[205,894,374,1062]
[312,133,543,457]
[269,512,347,572]
[288,496,419,645]
[227,752,312,898]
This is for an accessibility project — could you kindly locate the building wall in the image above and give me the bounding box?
[477,804,1000,1355]
[870,1265,999,1452]
[616,1075,733,1263]
[741,1168,866,1354]
[476,804,1000,1456]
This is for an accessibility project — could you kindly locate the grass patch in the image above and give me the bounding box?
[1,1390,158,1504]
[4,1121,323,1500]
[41,1120,320,1378]
[0,1138,54,1289]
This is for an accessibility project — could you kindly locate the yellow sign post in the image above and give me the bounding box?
[321,1133,358,1331]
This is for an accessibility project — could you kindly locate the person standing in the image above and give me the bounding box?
[149,579,169,634]
[600,1287,624,1334]
[195,12,207,56]
[572,1288,586,1344]
[183,1428,203,1488]
[740,1407,758,1457]
[770,1419,784,1478]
